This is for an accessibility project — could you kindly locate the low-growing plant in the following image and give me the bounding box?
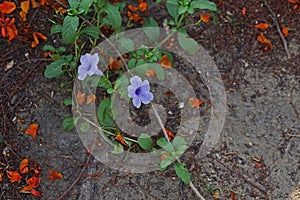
[43,0,218,197]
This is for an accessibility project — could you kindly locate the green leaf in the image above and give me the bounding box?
[112,143,124,154]
[50,24,62,35]
[80,26,100,39]
[80,120,90,132]
[157,138,174,153]
[143,17,160,43]
[172,136,187,151]
[178,33,198,54]
[63,118,76,131]
[57,47,66,53]
[98,76,113,90]
[68,0,80,9]
[114,76,129,90]
[191,0,217,11]
[134,63,147,77]
[44,59,67,78]
[79,0,94,14]
[103,4,121,30]
[138,134,153,151]
[62,15,79,44]
[178,5,188,15]
[127,58,136,69]
[97,98,114,127]
[174,162,190,184]
[63,98,73,106]
[117,37,134,53]
[43,45,56,52]
[160,156,174,169]
[148,63,165,80]
[166,0,179,23]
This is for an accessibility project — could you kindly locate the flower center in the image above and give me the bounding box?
[135,87,142,95]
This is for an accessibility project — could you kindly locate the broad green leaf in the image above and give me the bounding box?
[43,45,56,52]
[80,120,90,132]
[134,63,147,77]
[103,4,121,30]
[63,118,75,131]
[148,63,165,80]
[166,0,179,23]
[143,17,160,43]
[97,98,114,127]
[178,5,188,15]
[178,33,198,54]
[175,145,188,157]
[172,136,187,151]
[160,156,174,169]
[157,138,174,153]
[127,58,136,69]
[68,0,80,9]
[62,15,79,44]
[191,0,217,11]
[174,162,190,184]
[117,37,134,53]
[80,26,100,39]
[79,0,93,14]
[114,76,129,90]
[50,24,62,35]
[57,47,66,53]
[63,98,73,106]
[138,134,153,151]
[44,59,67,78]
[98,76,113,90]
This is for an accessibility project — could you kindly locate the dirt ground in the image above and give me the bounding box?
[0,0,299,199]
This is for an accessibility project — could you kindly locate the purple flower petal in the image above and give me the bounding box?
[77,53,103,80]
[133,97,142,108]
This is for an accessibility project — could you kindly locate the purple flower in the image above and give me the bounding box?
[127,76,154,108]
[78,53,103,80]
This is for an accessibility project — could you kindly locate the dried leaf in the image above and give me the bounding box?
[254,23,269,30]
[20,185,32,192]
[31,0,39,8]
[86,94,97,105]
[6,170,22,183]
[115,132,128,146]
[138,2,147,12]
[6,18,18,43]
[145,69,156,76]
[241,7,246,16]
[160,55,171,68]
[19,0,30,22]
[189,97,204,108]
[27,176,41,188]
[282,26,288,37]
[200,13,210,23]
[165,128,175,140]
[0,1,16,14]
[106,57,123,70]
[25,123,38,140]
[31,32,47,48]
[288,0,299,3]
[19,158,29,174]
[76,91,86,106]
[49,169,63,181]
[30,189,42,197]
[257,32,272,50]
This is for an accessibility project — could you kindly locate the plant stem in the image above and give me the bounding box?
[151,103,206,199]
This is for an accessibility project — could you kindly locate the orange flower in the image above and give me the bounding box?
[257,32,272,50]
[254,23,269,30]
[127,4,138,12]
[6,170,22,183]
[138,2,147,12]
[127,11,144,23]
[6,18,18,42]
[0,1,16,14]
[49,169,63,181]
[19,0,30,21]
[25,123,39,140]
[115,132,128,146]
[19,158,29,174]
[160,55,171,68]
[200,13,210,23]
[31,32,47,48]
[282,26,288,37]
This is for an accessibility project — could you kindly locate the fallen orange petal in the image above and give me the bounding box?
[19,0,30,21]
[20,185,33,192]
[200,13,210,23]
[115,132,128,146]
[49,169,63,181]
[27,176,41,188]
[288,0,299,3]
[165,128,174,140]
[31,32,47,48]
[6,18,18,43]
[145,69,156,76]
[76,91,86,106]
[241,7,246,16]
[138,2,147,12]
[31,0,39,8]
[127,4,138,12]
[282,26,288,37]
[0,1,16,14]
[31,189,42,197]
[19,158,29,174]
[25,123,39,140]
[6,170,22,183]
[257,32,272,50]
[86,94,97,105]
[254,23,269,30]
[189,97,204,108]
[160,54,171,68]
